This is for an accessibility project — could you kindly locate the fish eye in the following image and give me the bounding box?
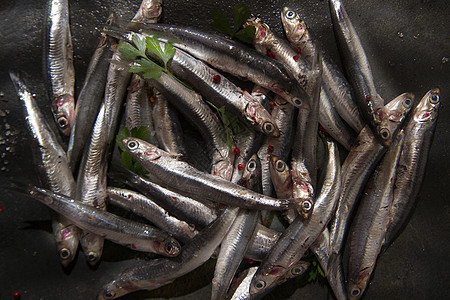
[403,98,412,107]
[127,140,139,150]
[57,117,68,128]
[351,287,361,297]
[379,128,390,140]
[59,248,71,259]
[247,160,257,172]
[105,290,116,298]
[286,10,296,19]
[275,160,285,172]
[302,200,312,212]
[429,93,439,104]
[165,240,180,256]
[291,265,305,275]
[254,280,266,289]
[263,122,274,133]
[293,98,302,107]
[87,252,97,261]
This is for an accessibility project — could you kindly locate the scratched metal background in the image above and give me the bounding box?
[0,0,449,299]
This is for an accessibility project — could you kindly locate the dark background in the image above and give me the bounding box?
[0,0,449,299]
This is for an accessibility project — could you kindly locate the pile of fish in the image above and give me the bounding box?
[9,0,440,299]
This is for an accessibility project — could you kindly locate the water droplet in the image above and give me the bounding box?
[0,91,4,97]
[0,153,5,158]
[4,123,10,130]
[3,160,9,165]
[0,110,6,117]
[397,31,404,38]
[5,130,11,136]
[5,110,10,115]
[442,57,449,64]
[413,34,420,39]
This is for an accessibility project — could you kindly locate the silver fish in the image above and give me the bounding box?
[106,187,197,243]
[329,0,391,145]
[384,88,440,247]
[98,207,239,299]
[122,138,290,210]
[347,130,405,299]
[44,0,75,135]
[27,186,181,256]
[281,7,365,133]
[250,135,340,296]
[10,71,79,266]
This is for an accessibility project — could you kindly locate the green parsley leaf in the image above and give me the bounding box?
[132,34,147,55]
[129,58,161,74]
[210,3,255,44]
[235,26,256,44]
[211,10,231,36]
[118,42,142,60]
[232,3,251,36]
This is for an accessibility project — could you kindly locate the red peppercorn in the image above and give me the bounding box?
[293,55,299,61]
[296,48,302,54]
[131,244,136,249]
[0,204,3,212]
[267,51,275,59]
[237,164,245,171]
[234,148,241,155]
[366,185,372,189]
[212,75,221,84]
[318,125,327,132]
[13,291,20,300]
[269,101,275,108]
[267,145,274,153]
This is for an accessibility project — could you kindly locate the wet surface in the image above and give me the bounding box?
[0,0,449,299]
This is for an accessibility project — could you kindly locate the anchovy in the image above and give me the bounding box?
[231,129,262,184]
[290,62,322,218]
[327,93,413,300]
[152,88,187,155]
[76,103,108,265]
[27,186,181,256]
[212,155,261,300]
[244,17,321,98]
[109,23,310,108]
[329,0,391,145]
[44,0,75,135]
[347,130,405,299]
[106,187,197,243]
[384,88,440,247]
[146,71,231,174]
[319,89,357,150]
[226,267,259,300]
[250,135,340,296]
[161,46,279,136]
[10,72,79,266]
[67,14,117,172]
[98,207,240,300]
[281,7,365,133]
[124,75,158,146]
[258,95,296,196]
[122,137,290,210]
[245,223,280,261]
[108,165,218,228]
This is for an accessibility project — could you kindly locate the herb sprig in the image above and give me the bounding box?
[118,34,176,80]
[211,3,256,44]
[116,126,151,176]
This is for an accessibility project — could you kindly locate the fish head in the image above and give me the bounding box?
[285,260,311,280]
[243,92,279,136]
[53,223,79,267]
[281,7,308,44]
[122,137,162,162]
[268,156,292,191]
[98,279,135,300]
[413,88,440,123]
[377,92,414,146]
[80,232,104,266]
[153,237,181,257]
[238,154,262,189]
[348,266,373,300]
[250,264,287,295]
[132,0,162,23]
[52,93,75,136]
